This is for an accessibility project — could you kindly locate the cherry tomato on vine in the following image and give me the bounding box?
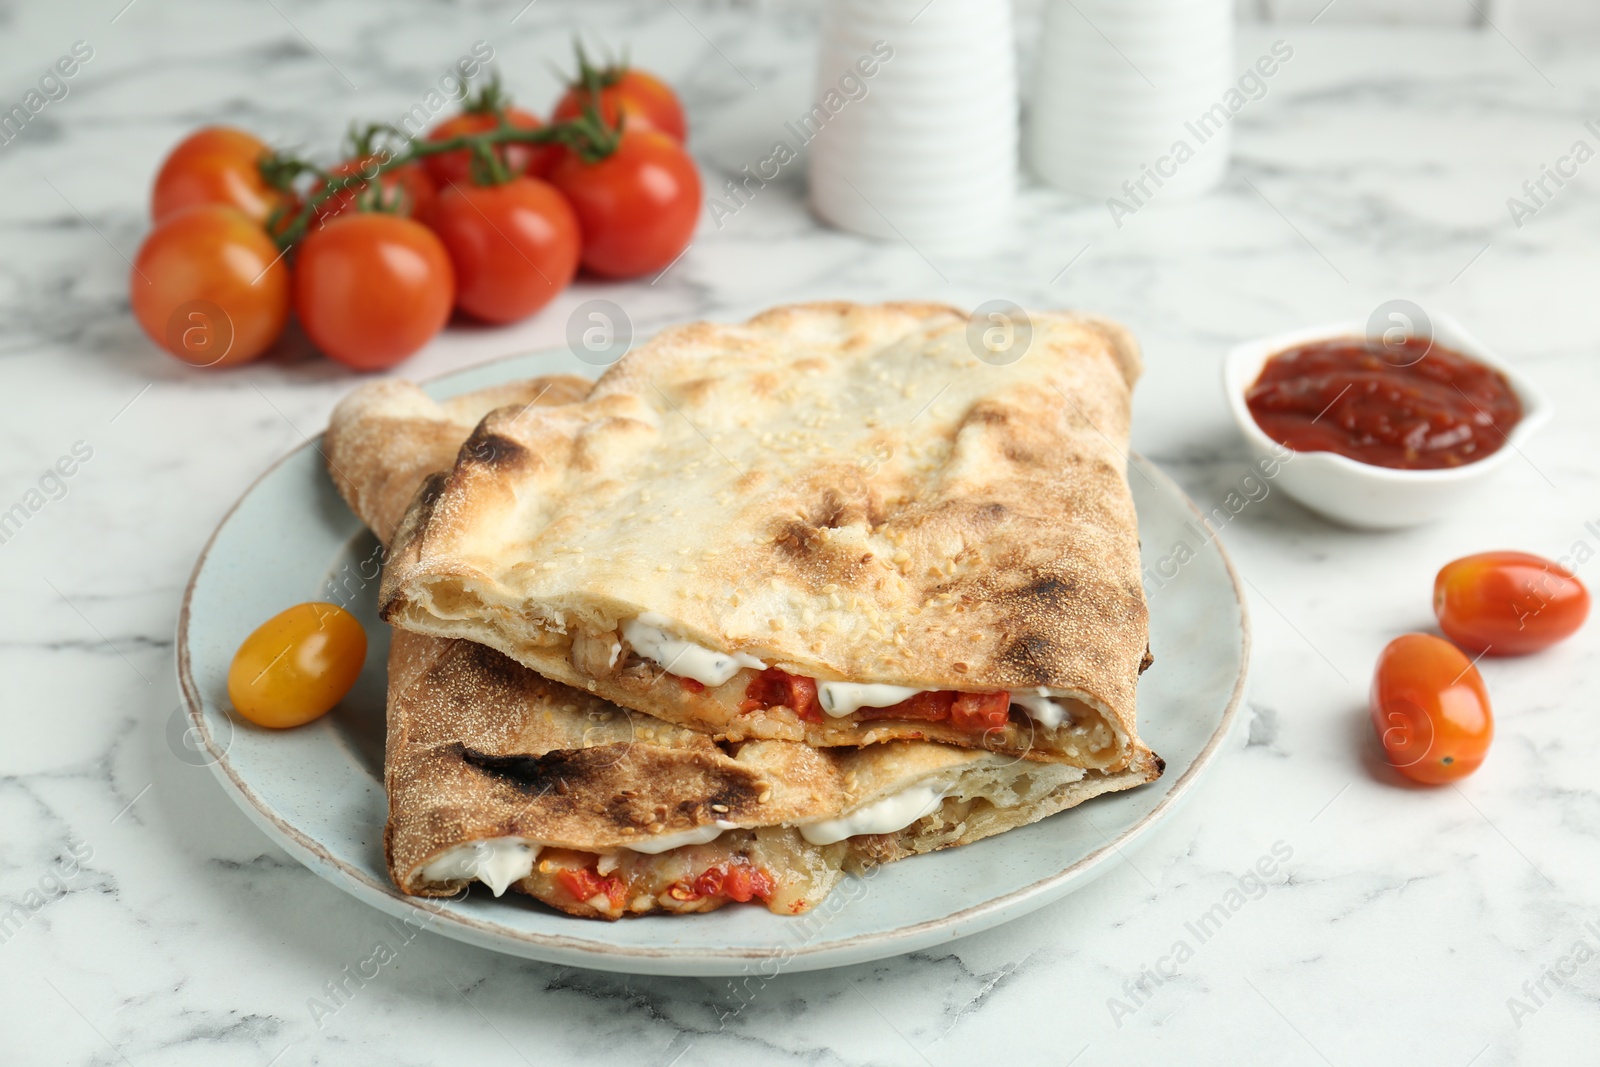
[314,156,437,223]
[424,107,551,187]
[552,67,687,143]
[548,128,700,279]
[293,213,455,371]
[429,177,580,324]
[1434,551,1589,656]
[151,126,286,225]
[228,602,367,729]
[1370,632,1494,785]
[130,204,290,368]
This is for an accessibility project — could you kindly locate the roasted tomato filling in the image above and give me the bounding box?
[670,859,775,903]
[555,866,627,910]
[740,667,824,722]
[740,668,1011,733]
[949,691,1012,731]
[556,856,777,910]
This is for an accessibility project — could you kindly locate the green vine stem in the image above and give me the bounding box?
[265,117,607,250]
[262,46,634,251]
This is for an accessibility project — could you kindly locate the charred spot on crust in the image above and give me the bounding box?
[808,489,860,530]
[771,522,875,587]
[1003,444,1043,468]
[417,470,449,510]
[672,775,763,823]
[460,426,528,470]
[1004,573,1078,614]
[461,745,765,830]
[774,518,825,557]
[460,744,622,797]
[1139,645,1154,673]
[604,792,654,830]
[1000,632,1057,685]
[1153,755,1167,775]
[708,776,763,814]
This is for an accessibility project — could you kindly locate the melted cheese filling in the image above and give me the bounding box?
[620,820,739,854]
[818,681,1078,730]
[817,682,923,717]
[799,783,950,845]
[620,617,1082,731]
[621,612,766,686]
[419,838,538,897]
[1008,688,1069,729]
[418,821,744,894]
[418,778,981,893]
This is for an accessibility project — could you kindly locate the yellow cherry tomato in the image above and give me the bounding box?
[228,602,367,728]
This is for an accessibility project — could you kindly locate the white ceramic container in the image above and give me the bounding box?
[809,0,1018,256]
[1028,0,1235,202]
[1223,316,1553,529]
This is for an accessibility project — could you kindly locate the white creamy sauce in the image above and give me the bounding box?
[419,838,538,897]
[621,612,766,686]
[816,681,924,717]
[817,681,1073,729]
[1009,688,1070,729]
[615,613,1074,730]
[621,820,739,854]
[799,782,951,845]
[418,822,744,893]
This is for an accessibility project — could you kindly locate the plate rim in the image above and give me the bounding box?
[175,344,1252,972]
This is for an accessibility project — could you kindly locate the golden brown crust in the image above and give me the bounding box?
[382,627,1157,916]
[383,629,840,899]
[324,376,591,545]
[380,302,1153,768]
[329,350,1162,919]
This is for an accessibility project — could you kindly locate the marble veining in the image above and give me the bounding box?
[2,0,1599,1063]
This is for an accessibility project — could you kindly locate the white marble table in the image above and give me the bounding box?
[3,1,1599,1063]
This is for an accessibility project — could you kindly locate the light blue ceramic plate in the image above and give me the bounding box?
[176,347,1250,976]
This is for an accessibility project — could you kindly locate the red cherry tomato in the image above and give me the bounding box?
[1434,551,1589,656]
[130,205,290,368]
[293,213,454,371]
[548,129,701,279]
[424,107,552,187]
[228,602,367,728]
[428,177,580,324]
[1370,633,1494,784]
[314,156,437,223]
[552,68,687,143]
[151,126,286,225]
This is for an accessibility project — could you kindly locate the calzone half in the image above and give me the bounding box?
[328,376,1162,919]
[380,301,1159,776]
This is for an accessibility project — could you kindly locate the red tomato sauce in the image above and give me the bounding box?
[1245,337,1522,470]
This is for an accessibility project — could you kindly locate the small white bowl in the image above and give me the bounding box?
[1222,315,1553,529]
